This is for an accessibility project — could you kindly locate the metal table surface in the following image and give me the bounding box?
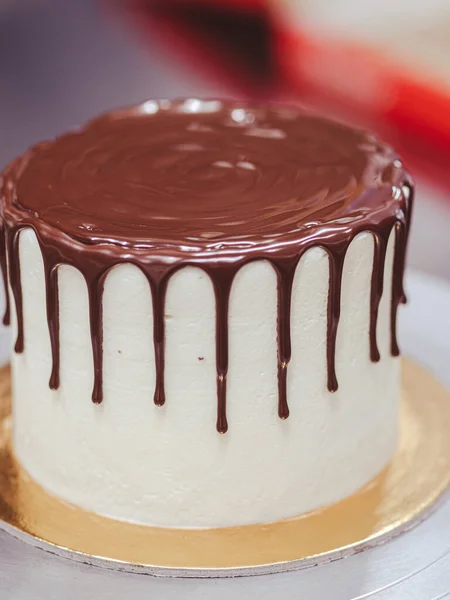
[0,2,450,598]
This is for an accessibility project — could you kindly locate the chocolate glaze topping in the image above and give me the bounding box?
[0,99,413,433]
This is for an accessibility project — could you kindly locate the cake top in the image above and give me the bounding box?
[2,99,405,260]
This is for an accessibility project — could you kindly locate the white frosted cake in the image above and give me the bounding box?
[0,99,413,528]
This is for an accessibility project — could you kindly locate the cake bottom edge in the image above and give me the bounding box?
[0,359,448,576]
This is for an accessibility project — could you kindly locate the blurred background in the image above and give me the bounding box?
[1,0,450,280]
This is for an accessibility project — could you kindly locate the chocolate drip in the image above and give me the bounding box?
[0,100,414,433]
[389,179,414,356]
[7,228,24,353]
[209,266,237,434]
[369,233,388,362]
[0,224,10,326]
[149,275,169,407]
[390,222,407,357]
[44,263,60,389]
[326,249,346,392]
[87,271,107,404]
[273,258,299,419]
[400,182,415,305]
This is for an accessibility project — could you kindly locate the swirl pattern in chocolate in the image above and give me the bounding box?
[0,99,414,433]
[12,99,397,254]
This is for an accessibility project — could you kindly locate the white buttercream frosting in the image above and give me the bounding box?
[11,228,399,528]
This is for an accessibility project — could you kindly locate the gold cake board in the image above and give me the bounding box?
[0,359,449,577]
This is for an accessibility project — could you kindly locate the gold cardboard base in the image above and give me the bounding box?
[0,359,449,576]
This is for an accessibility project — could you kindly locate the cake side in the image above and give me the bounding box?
[10,229,399,527]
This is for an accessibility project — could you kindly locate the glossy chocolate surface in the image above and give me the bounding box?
[0,99,414,432]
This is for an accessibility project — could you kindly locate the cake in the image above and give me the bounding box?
[0,99,413,528]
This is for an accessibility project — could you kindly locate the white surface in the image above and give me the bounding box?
[282,0,450,34]
[12,227,399,528]
[279,0,450,85]
[0,269,449,598]
[407,180,450,282]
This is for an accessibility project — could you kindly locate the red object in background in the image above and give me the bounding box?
[277,28,450,154]
[276,27,450,189]
[123,0,450,190]
[128,0,277,97]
